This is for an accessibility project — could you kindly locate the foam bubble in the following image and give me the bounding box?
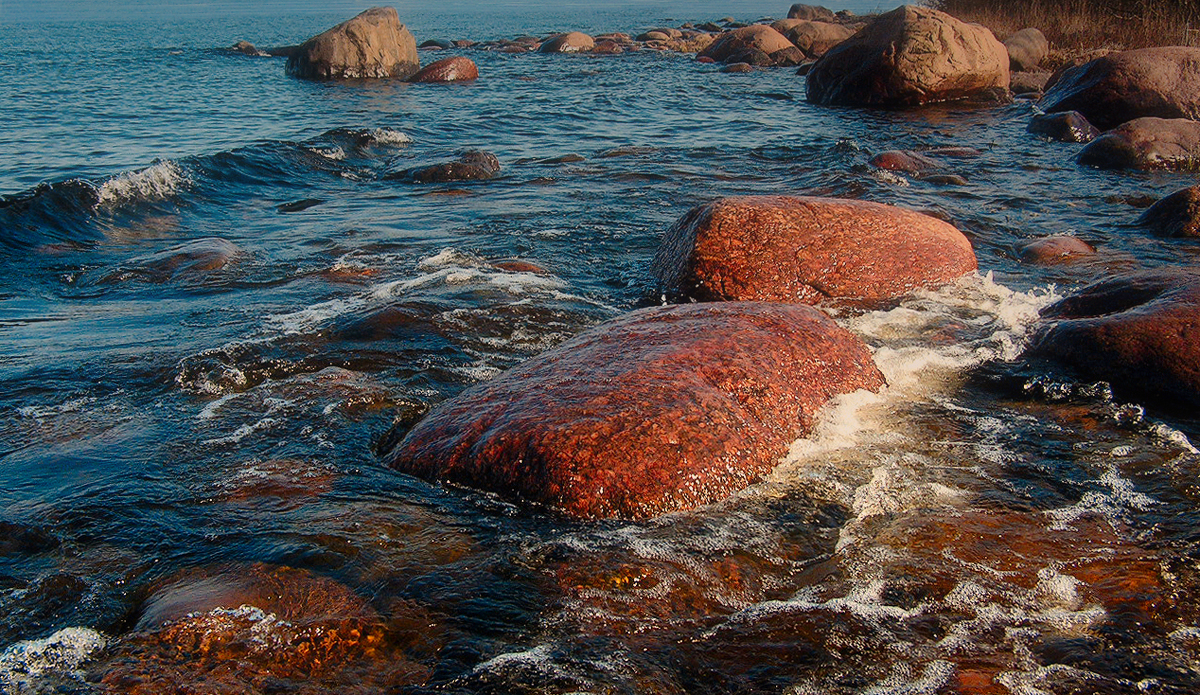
[861,660,956,695]
[96,160,186,206]
[1046,465,1159,530]
[0,627,108,693]
[368,127,413,146]
[16,397,95,420]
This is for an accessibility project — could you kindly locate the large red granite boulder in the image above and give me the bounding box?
[1028,269,1200,407]
[1077,117,1200,170]
[385,302,885,520]
[1039,47,1200,131]
[807,5,1008,107]
[650,196,977,304]
[287,7,419,80]
[408,56,478,83]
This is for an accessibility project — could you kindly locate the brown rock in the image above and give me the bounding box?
[385,302,885,519]
[807,6,1009,107]
[390,150,500,183]
[1028,110,1099,143]
[591,39,625,55]
[698,24,795,65]
[783,20,855,58]
[1017,235,1096,265]
[650,196,977,305]
[230,40,266,56]
[1010,70,1050,96]
[1139,185,1200,237]
[721,62,754,73]
[637,30,672,42]
[1040,47,1200,130]
[869,150,941,174]
[408,56,478,83]
[788,3,836,21]
[1077,117,1200,170]
[538,31,595,53]
[286,7,419,80]
[1029,269,1200,407]
[1004,27,1048,71]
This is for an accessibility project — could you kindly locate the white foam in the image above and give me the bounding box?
[1046,465,1159,530]
[96,160,186,206]
[860,660,956,695]
[202,417,280,446]
[308,145,346,161]
[16,397,95,420]
[0,627,108,692]
[368,127,413,145]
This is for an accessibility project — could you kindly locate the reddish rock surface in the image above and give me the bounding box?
[408,56,478,82]
[1077,117,1200,170]
[807,6,1009,107]
[1139,185,1200,238]
[784,20,855,58]
[1017,235,1096,265]
[650,195,977,304]
[788,3,836,21]
[869,150,942,173]
[390,150,500,183]
[286,7,419,80]
[385,302,885,519]
[538,31,595,53]
[1004,27,1048,71]
[1040,47,1200,130]
[1027,110,1099,143]
[1029,269,1200,407]
[698,25,797,65]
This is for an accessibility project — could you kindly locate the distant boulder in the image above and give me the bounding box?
[1028,111,1100,143]
[1077,117,1200,170]
[408,56,478,83]
[229,40,266,56]
[286,7,419,80]
[538,32,595,53]
[784,20,855,58]
[650,195,976,305]
[1040,47,1200,130]
[788,4,836,21]
[1004,28,1048,71]
[1029,269,1200,408]
[698,24,800,66]
[385,302,885,519]
[1139,185,1200,237]
[807,5,1009,107]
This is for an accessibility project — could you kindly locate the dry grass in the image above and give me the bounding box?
[930,0,1200,54]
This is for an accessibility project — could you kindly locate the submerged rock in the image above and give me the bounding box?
[1028,110,1100,143]
[1004,27,1048,71]
[1029,269,1200,408]
[650,195,977,305]
[538,32,595,53]
[869,150,941,174]
[1040,47,1200,131]
[390,150,500,183]
[1139,185,1200,237]
[408,56,478,83]
[286,7,419,80]
[385,302,885,519]
[807,5,1009,107]
[1077,117,1200,170]
[1017,235,1096,265]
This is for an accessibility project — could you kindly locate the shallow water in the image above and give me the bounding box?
[4,2,1200,693]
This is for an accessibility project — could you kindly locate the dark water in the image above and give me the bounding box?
[4,2,1200,693]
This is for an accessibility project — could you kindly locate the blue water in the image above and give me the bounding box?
[3,2,1200,693]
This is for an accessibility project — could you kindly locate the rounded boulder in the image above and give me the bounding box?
[538,31,595,53]
[698,24,795,64]
[385,302,886,520]
[1004,28,1049,72]
[1039,47,1200,131]
[788,4,836,21]
[650,195,977,305]
[806,5,1009,107]
[408,56,478,83]
[1077,117,1200,170]
[1028,269,1200,408]
[286,7,419,80]
[1139,185,1200,238]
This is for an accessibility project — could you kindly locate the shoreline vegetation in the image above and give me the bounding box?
[930,0,1200,57]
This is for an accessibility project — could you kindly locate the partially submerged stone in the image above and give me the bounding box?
[650,195,977,305]
[1017,235,1096,265]
[869,150,942,174]
[807,5,1009,107]
[1028,110,1100,143]
[1139,185,1200,237]
[698,25,799,66]
[538,32,595,53]
[389,150,500,183]
[287,7,419,80]
[1077,117,1200,170]
[1028,269,1200,408]
[408,56,478,83]
[1040,47,1200,130]
[385,302,885,519]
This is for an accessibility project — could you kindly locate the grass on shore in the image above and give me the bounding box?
[929,0,1200,54]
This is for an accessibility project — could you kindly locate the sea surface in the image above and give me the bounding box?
[3,1,1200,693]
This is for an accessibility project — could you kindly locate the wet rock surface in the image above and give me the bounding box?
[806,5,1009,107]
[385,302,885,520]
[650,195,977,305]
[538,31,595,53]
[1028,110,1100,143]
[1029,269,1200,408]
[1040,47,1200,131]
[1017,235,1096,265]
[408,56,479,83]
[286,7,419,80]
[1139,185,1200,238]
[1077,116,1200,170]
[390,150,500,183]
